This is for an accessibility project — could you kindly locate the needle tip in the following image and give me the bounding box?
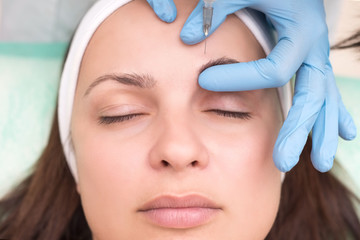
[203,25,210,37]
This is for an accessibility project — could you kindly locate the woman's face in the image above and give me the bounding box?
[71,0,283,239]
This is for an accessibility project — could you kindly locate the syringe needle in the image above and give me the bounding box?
[204,38,207,54]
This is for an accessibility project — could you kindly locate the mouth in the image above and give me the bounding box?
[138,194,222,229]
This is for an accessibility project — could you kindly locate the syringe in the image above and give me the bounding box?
[203,0,215,37]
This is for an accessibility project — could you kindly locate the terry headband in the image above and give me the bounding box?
[58,0,292,182]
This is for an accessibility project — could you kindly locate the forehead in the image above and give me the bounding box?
[78,0,265,91]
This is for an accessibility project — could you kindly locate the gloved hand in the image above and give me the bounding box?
[147,0,357,172]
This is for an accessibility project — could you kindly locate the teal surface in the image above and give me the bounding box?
[0,43,67,196]
[334,76,360,195]
[0,42,69,58]
[0,43,359,198]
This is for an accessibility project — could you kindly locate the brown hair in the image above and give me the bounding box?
[0,110,359,239]
[331,30,360,51]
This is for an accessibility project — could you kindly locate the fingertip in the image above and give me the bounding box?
[311,152,334,173]
[160,10,177,23]
[273,157,296,173]
[272,113,312,173]
[147,0,177,23]
[339,115,357,140]
[311,123,337,173]
[198,69,218,91]
[272,146,299,173]
[159,2,177,23]
[179,1,204,45]
[180,29,204,45]
[163,0,177,23]
[347,129,357,140]
[343,124,357,140]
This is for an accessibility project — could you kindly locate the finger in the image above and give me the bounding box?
[337,90,357,140]
[147,0,177,23]
[198,12,328,92]
[273,64,326,172]
[324,61,356,140]
[310,65,338,172]
[198,37,305,91]
[180,0,243,45]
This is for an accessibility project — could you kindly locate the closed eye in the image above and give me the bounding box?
[205,109,252,120]
[98,110,251,125]
[98,113,145,125]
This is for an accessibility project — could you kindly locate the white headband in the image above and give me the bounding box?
[58,0,292,182]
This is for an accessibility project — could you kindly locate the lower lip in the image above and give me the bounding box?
[140,207,220,229]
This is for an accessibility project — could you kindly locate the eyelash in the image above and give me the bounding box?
[205,109,252,120]
[98,110,251,125]
[98,114,143,125]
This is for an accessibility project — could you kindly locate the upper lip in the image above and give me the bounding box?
[138,194,221,211]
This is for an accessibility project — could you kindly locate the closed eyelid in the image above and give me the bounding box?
[200,91,257,109]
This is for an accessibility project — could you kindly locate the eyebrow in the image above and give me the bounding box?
[84,73,156,96]
[199,57,239,74]
[84,57,239,97]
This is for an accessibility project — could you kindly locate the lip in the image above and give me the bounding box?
[138,194,222,229]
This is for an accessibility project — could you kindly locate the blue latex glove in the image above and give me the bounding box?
[146,0,177,23]
[147,0,357,172]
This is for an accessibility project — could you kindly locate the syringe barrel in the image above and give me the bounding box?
[204,0,215,8]
[203,6,213,26]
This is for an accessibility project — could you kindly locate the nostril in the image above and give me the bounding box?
[191,160,198,167]
[161,160,169,167]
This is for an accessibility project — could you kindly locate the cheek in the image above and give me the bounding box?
[207,119,281,239]
[72,119,151,238]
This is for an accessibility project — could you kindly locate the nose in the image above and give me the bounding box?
[148,117,209,172]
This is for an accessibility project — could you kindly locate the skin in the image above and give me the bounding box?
[71,0,283,239]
